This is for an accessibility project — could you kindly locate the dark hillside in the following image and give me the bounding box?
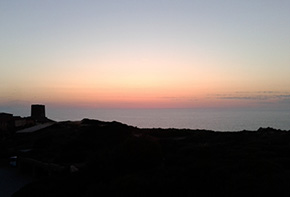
[2,120,290,196]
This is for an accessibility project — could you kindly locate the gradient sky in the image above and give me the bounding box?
[1,0,290,109]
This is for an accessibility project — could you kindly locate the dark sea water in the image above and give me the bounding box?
[45,108,290,131]
[2,106,290,131]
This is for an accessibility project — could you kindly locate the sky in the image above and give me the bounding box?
[1,0,290,111]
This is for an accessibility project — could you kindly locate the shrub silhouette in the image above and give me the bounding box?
[117,135,163,173]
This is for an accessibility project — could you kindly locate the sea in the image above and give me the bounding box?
[45,108,290,132]
[3,107,290,131]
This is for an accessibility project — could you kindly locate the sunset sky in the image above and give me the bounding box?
[1,0,290,110]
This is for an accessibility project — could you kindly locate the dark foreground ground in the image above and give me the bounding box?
[1,119,290,196]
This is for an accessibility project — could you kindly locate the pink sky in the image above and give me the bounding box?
[1,1,290,110]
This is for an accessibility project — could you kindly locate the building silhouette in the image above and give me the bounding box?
[31,104,46,122]
[0,104,52,139]
[0,113,14,138]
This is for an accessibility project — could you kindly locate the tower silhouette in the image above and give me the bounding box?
[31,104,46,121]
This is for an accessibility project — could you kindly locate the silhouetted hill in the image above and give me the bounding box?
[1,120,290,196]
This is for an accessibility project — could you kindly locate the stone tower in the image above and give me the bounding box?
[31,104,46,121]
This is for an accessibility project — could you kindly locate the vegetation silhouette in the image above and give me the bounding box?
[1,119,290,196]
